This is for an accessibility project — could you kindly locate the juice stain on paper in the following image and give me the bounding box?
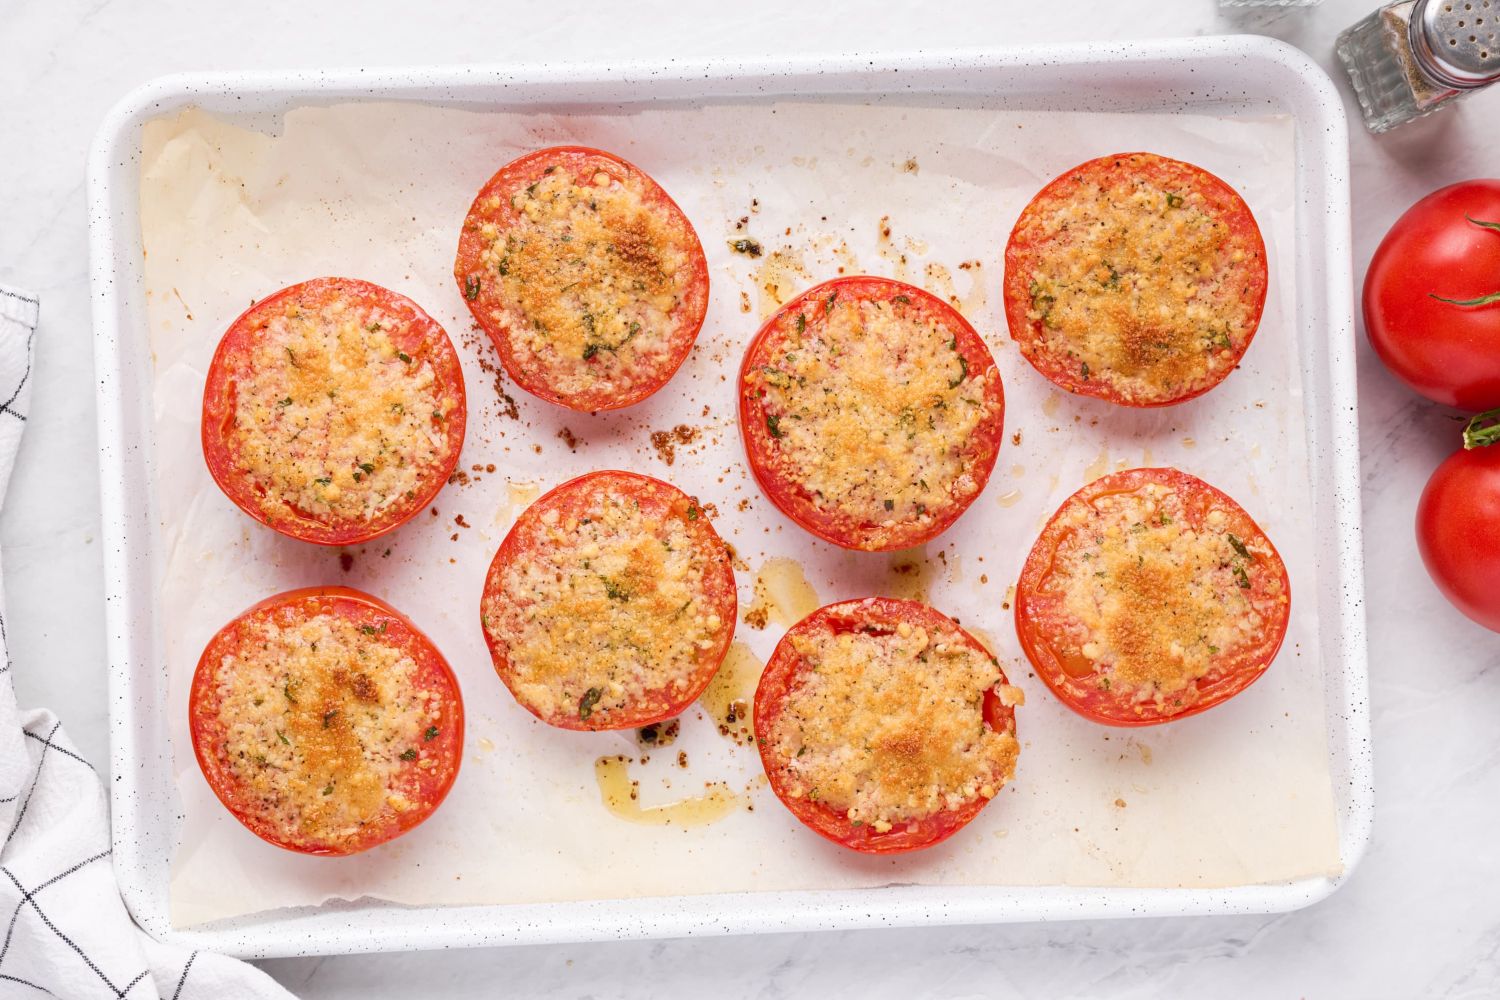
[594,755,741,827]
[742,557,820,629]
[699,642,763,746]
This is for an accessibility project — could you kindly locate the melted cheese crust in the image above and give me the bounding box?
[230,294,455,523]
[208,612,444,849]
[474,165,698,400]
[483,483,726,724]
[1049,481,1284,705]
[768,609,1018,829]
[745,296,1000,540]
[1013,158,1261,402]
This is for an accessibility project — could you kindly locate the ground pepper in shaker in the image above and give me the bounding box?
[1337,0,1500,133]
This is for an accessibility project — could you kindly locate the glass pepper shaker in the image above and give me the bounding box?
[1337,0,1500,133]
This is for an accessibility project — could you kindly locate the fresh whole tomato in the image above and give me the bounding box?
[1417,412,1500,633]
[1364,180,1500,410]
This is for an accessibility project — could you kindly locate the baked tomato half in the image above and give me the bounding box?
[1015,468,1289,726]
[454,146,709,412]
[189,586,463,856]
[754,597,1021,855]
[739,276,1004,552]
[202,277,466,546]
[480,470,736,731]
[1003,153,1268,407]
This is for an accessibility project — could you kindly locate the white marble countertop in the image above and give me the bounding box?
[3,0,1497,996]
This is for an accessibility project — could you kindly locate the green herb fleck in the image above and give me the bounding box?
[424,726,439,742]
[766,414,783,438]
[400,748,418,761]
[397,351,412,364]
[464,276,480,301]
[276,729,289,745]
[1081,361,1091,381]
[1233,564,1252,589]
[276,397,293,408]
[1166,192,1184,209]
[795,313,806,334]
[729,238,763,257]
[322,783,335,796]
[579,687,604,720]
[687,505,700,520]
[825,291,838,314]
[1227,533,1253,561]
[884,498,895,511]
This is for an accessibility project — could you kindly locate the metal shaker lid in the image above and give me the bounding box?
[1411,0,1500,89]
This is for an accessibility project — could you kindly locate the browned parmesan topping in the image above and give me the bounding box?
[1016,169,1259,401]
[474,166,697,399]
[232,296,454,522]
[1052,482,1283,703]
[768,611,1018,829]
[747,297,1000,530]
[483,487,724,722]
[211,613,441,846]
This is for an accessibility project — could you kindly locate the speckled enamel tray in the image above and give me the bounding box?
[86,37,1372,958]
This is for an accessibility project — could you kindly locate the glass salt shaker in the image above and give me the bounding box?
[1337,0,1500,133]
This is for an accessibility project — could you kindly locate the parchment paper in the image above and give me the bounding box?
[138,101,1341,928]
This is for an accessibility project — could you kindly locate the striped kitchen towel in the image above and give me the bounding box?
[0,286,292,999]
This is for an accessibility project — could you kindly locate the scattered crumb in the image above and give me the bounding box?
[339,552,353,573]
[649,424,700,466]
[557,427,580,451]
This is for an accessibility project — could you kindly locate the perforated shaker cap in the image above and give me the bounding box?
[1411,0,1500,89]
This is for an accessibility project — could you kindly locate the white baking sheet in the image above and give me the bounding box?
[138,100,1340,928]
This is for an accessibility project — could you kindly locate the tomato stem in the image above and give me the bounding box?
[1431,290,1500,307]
[1463,408,1500,450]
[1467,215,1500,233]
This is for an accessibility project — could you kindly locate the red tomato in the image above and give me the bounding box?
[1004,152,1267,407]
[754,597,1019,855]
[739,276,1005,552]
[202,277,466,547]
[189,587,463,856]
[1015,468,1289,726]
[1417,413,1500,631]
[1364,180,1500,410]
[454,146,709,412]
[480,470,736,731]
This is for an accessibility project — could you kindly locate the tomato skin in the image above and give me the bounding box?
[1014,468,1289,727]
[753,597,1017,855]
[201,277,466,547]
[1417,444,1500,632]
[1003,152,1267,407]
[454,146,709,412]
[739,276,1005,552]
[188,586,464,857]
[1364,180,1500,410]
[480,470,737,731]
